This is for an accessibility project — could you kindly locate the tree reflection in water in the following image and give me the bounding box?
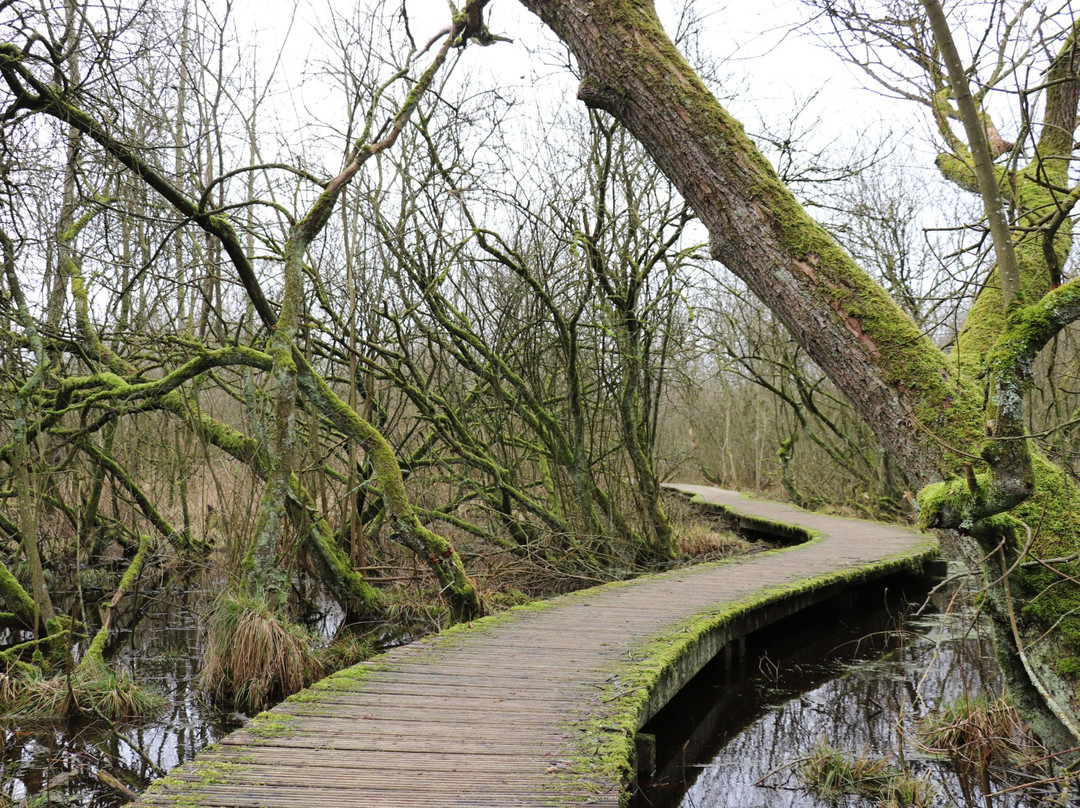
[639,575,1075,808]
[1,582,246,807]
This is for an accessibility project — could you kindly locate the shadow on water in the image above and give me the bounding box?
[635,569,1076,808]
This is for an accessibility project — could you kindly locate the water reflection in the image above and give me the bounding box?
[2,581,242,807]
[1,568,417,807]
[639,578,1075,808]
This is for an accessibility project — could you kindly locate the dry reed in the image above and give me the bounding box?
[201,590,324,712]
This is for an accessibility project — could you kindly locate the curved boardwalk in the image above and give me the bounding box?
[131,486,937,808]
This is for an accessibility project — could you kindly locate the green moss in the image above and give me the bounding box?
[190,760,248,786]
[1013,563,1080,654]
[245,711,296,739]
[916,474,1026,536]
[140,757,258,805]
[486,589,533,610]
[1055,656,1080,679]
[551,529,937,805]
[282,689,321,703]
[1011,454,1080,558]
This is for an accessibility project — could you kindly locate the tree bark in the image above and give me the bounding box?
[516,0,979,489]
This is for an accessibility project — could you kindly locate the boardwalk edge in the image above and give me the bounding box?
[558,491,938,806]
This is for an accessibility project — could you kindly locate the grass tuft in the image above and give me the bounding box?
[798,741,937,807]
[1,660,164,720]
[916,695,1031,767]
[201,590,324,713]
[315,633,373,670]
[673,521,751,559]
[915,694,1049,802]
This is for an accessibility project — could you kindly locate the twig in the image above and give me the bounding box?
[90,706,167,777]
[95,770,139,801]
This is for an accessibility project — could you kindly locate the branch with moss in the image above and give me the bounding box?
[0,558,39,632]
[293,354,481,618]
[288,476,384,614]
[917,276,1080,532]
[0,43,277,327]
[2,19,485,619]
[80,442,207,557]
[1,226,56,625]
[380,228,641,548]
[80,534,152,668]
[61,242,380,609]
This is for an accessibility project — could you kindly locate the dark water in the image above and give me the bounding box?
[637,572,1076,808]
[1,580,243,808]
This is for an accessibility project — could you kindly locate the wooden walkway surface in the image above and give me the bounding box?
[131,485,937,808]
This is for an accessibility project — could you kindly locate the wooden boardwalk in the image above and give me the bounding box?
[131,485,937,808]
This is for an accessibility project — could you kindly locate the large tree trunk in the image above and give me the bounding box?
[516,0,979,487]
[517,0,1080,745]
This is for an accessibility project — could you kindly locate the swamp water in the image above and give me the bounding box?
[2,579,243,807]
[637,570,1078,808]
[1,573,400,808]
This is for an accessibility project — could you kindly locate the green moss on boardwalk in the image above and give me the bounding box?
[554,517,936,805]
[130,486,936,808]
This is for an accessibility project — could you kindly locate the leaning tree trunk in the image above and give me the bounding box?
[517,0,1080,746]
[516,0,976,486]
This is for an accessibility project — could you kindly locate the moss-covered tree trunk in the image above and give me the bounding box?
[518,0,1080,744]
[242,20,483,619]
[2,228,56,630]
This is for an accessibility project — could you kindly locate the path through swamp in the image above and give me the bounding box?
[4,562,1073,807]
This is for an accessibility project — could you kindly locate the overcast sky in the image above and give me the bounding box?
[231,0,923,157]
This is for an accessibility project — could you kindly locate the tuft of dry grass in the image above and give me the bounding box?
[915,695,1050,802]
[316,633,373,670]
[673,521,752,559]
[1,660,164,720]
[201,590,324,713]
[797,741,937,807]
[662,490,753,561]
[916,695,1031,767]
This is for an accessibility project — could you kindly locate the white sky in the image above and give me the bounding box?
[230,0,925,161]
[219,0,972,266]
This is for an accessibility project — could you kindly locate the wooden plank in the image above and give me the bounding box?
[129,485,935,808]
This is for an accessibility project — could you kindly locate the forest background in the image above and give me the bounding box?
[3,0,1080,765]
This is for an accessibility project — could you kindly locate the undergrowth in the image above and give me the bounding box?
[0,660,164,720]
[201,590,325,713]
[915,695,1051,805]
